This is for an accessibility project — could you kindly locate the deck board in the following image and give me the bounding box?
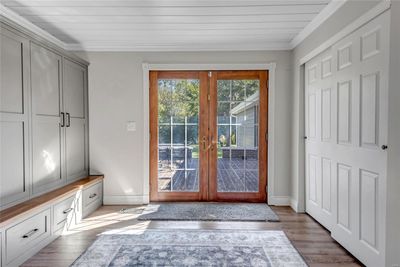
[159,158,258,192]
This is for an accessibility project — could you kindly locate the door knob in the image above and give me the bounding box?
[201,136,213,151]
[381,145,388,150]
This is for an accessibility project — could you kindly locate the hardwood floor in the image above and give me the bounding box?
[22,205,363,267]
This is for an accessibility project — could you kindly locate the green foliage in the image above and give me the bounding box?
[158,79,200,123]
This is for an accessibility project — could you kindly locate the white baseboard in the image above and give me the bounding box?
[268,196,290,206]
[290,197,306,213]
[290,198,299,212]
[103,195,149,205]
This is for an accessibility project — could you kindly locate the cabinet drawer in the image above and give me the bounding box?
[53,195,76,231]
[5,208,51,264]
[82,182,102,208]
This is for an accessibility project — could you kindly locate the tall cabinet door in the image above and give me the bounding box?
[0,27,31,208]
[31,43,64,195]
[63,59,88,182]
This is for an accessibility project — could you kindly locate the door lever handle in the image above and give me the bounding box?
[60,112,65,127]
[66,113,71,127]
[201,136,214,151]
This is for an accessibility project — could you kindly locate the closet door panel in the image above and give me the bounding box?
[32,117,62,187]
[31,46,61,116]
[63,60,85,118]
[31,43,64,194]
[1,32,24,114]
[0,27,30,208]
[66,119,86,181]
[0,121,26,205]
[305,12,389,267]
[63,59,88,182]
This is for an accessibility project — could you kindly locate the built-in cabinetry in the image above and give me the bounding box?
[1,20,89,209]
[0,27,31,209]
[0,176,103,267]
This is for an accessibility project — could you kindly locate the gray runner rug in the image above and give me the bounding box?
[131,202,279,222]
[71,229,306,266]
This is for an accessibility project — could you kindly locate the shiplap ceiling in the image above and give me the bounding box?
[1,0,341,51]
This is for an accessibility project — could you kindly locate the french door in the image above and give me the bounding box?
[149,70,268,202]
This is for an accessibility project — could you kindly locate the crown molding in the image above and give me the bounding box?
[298,0,391,65]
[290,0,348,49]
[0,3,67,50]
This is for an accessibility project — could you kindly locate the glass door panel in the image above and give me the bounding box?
[150,71,209,201]
[216,80,260,192]
[157,79,200,192]
[209,70,268,202]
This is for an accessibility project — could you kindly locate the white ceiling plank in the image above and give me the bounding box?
[66,41,293,52]
[8,5,326,16]
[2,0,330,7]
[54,33,296,42]
[34,21,309,31]
[22,13,317,24]
[44,29,301,36]
[1,1,338,51]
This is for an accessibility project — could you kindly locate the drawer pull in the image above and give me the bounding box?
[22,228,39,239]
[89,193,97,199]
[63,208,74,214]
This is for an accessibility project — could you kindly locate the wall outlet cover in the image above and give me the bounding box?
[126,121,136,132]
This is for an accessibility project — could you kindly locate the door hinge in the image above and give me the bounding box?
[208,71,212,78]
[266,186,268,193]
[265,132,268,142]
[207,94,211,101]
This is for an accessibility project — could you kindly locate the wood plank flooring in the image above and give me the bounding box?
[21,205,363,267]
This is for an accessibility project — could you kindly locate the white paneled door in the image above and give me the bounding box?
[305,12,389,267]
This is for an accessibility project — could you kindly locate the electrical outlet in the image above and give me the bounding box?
[126,121,136,132]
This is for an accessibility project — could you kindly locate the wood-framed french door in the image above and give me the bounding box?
[149,70,268,202]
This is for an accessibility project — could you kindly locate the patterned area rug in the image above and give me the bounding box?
[133,202,279,222]
[71,229,306,266]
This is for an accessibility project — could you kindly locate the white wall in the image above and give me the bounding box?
[76,51,293,204]
[290,0,381,212]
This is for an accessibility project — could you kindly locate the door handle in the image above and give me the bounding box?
[201,136,217,151]
[201,136,212,151]
[66,113,71,127]
[60,112,65,127]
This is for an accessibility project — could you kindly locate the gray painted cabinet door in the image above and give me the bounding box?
[0,28,30,208]
[63,59,88,182]
[31,43,65,195]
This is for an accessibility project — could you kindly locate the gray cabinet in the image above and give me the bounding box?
[31,43,65,195]
[0,22,89,210]
[63,59,88,182]
[0,28,30,208]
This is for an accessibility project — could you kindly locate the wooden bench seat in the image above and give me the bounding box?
[0,175,104,227]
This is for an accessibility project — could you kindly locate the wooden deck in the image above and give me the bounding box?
[22,205,363,267]
[158,158,258,192]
